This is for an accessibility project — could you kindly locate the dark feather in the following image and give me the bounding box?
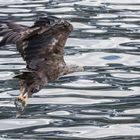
[0,22,28,46]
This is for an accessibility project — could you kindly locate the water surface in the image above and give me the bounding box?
[0,0,140,139]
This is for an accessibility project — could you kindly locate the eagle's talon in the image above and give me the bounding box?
[14,96,28,118]
[14,95,28,116]
[17,96,26,107]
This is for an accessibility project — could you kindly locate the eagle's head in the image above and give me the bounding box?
[34,16,73,32]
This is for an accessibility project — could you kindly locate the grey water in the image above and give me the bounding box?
[0,0,140,139]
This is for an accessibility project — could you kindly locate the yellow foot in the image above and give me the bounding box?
[17,95,28,107]
[14,96,27,118]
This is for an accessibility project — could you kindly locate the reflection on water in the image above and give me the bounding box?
[0,0,140,139]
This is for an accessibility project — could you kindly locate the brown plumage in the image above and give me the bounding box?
[0,16,83,116]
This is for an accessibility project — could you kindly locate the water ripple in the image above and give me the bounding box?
[0,0,140,140]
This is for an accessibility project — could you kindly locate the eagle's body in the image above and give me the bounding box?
[0,16,83,115]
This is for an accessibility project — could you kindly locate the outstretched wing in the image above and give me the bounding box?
[0,17,73,71]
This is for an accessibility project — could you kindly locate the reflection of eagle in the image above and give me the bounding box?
[0,16,83,115]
